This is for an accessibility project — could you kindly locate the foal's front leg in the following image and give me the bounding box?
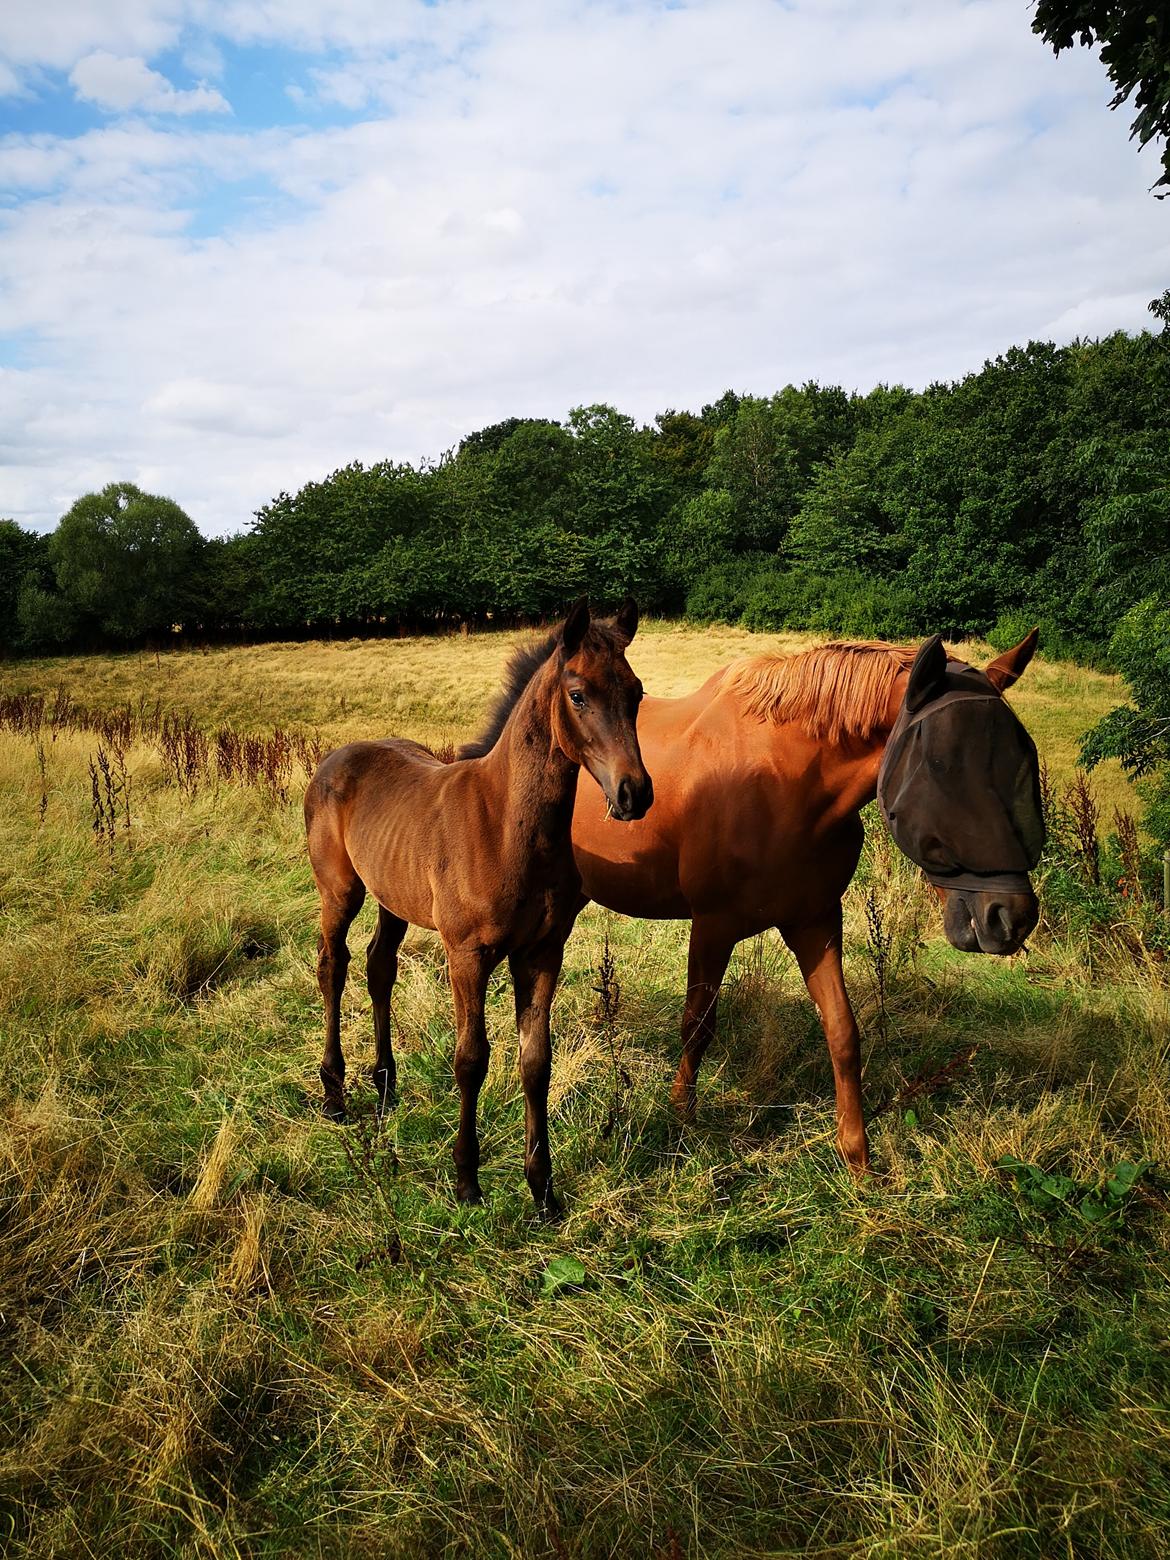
[447,947,494,1204]
[509,940,565,1220]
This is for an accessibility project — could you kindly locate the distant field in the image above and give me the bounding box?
[0,618,1138,807]
[1,625,1166,1558]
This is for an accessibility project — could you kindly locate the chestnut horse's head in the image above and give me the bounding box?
[878,630,1043,955]
[553,597,653,822]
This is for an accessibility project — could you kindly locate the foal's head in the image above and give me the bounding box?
[553,598,653,822]
[879,630,1043,955]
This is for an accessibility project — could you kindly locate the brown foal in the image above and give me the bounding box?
[304,600,651,1215]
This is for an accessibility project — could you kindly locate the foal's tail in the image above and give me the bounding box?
[304,756,365,922]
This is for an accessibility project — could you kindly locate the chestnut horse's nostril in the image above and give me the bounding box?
[616,778,634,816]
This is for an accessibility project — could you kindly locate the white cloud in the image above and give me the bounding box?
[69,52,230,115]
[0,0,1167,535]
[0,2,188,72]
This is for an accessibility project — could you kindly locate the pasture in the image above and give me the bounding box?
[1,623,1168,1558]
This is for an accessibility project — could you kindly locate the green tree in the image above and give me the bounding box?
[0,519,48,651]
[50,483,205,642]
[565,404,673,606]
[1081,596,1170,851]
[250,462,433,628]
[1034,3,1170,192]
[702,384,859,555]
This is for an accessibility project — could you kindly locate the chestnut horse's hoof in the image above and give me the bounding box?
[669,1081,697,1124]
[456,1180,484,1206]
[322,1099,348,1124]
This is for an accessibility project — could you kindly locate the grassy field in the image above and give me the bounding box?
[1,623,1168,1558]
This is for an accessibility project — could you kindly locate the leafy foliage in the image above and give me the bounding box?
[999,1154,1153,1224]
[1081,595,1170,851]
[1034,2,1170,192]
[5,305,1170,659]
[49,482,205,642]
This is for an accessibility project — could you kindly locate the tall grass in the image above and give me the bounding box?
[1,629,1168,1557]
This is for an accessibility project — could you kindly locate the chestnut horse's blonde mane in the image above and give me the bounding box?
[723,640,918,745]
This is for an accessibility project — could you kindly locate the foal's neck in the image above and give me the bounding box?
[486,655,577,841]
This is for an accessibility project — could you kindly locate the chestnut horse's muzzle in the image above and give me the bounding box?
[939,883,1039,955]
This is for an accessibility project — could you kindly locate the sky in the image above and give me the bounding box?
[1,1,1166,537]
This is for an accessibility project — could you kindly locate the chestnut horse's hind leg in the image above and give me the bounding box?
[669,916,738,1122]
[779,910,870,1176]
[367,904,408,1115]
[447,947,494,1205]
[315,877,366,1121]
[509,940,565,1220]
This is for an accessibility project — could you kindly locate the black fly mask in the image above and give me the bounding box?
[877,636,1044,896]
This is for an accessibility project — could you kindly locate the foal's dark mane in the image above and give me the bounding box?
[458,620,627,760]
[457,633,559,759]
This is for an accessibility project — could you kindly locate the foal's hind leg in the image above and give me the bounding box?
[509,940,565,1219]
[367,904,408,1115]
[311,870,366,1121]
[447,947,494,1204]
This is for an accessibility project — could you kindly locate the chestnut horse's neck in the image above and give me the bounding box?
[827,666,912,816]
[724,642,914,815]
[481,653,577,838]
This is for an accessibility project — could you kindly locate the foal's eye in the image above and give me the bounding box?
[569,690,586,709]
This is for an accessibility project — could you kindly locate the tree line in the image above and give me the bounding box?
[3,297,1168,665]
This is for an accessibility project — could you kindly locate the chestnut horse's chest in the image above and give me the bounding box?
[573,707,867,932]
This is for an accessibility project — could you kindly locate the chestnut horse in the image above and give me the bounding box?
[571,631,1043,1174]
[305,600,652,1215]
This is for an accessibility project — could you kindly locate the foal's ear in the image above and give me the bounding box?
[561,597,591,657]
[614,597,639,641]
[984,627,1039,692]
[906,633,947,713]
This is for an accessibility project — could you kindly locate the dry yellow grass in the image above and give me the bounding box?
[0,624,1165,1559]
[0,619,1136,810]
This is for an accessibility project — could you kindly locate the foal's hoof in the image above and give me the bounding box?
[322,1099,348,1124]
[370,1068,396,1117]
[456,1181,484,1207]
[536,1191,564,1224]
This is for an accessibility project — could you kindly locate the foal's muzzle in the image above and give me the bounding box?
[608,772,653,822]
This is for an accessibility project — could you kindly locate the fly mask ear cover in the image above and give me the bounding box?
[877,655,1045,895]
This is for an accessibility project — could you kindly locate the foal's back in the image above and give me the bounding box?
[305,736,480,935]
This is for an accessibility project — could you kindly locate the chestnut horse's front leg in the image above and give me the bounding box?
[669,915,738,1122]
[447,947,495,1204]
[779,909,870,1176]
[509,939,565,1220]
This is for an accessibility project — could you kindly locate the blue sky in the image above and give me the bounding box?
[1,1,1167,534]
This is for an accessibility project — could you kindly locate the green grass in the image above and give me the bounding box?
[1,629,1168,1557]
